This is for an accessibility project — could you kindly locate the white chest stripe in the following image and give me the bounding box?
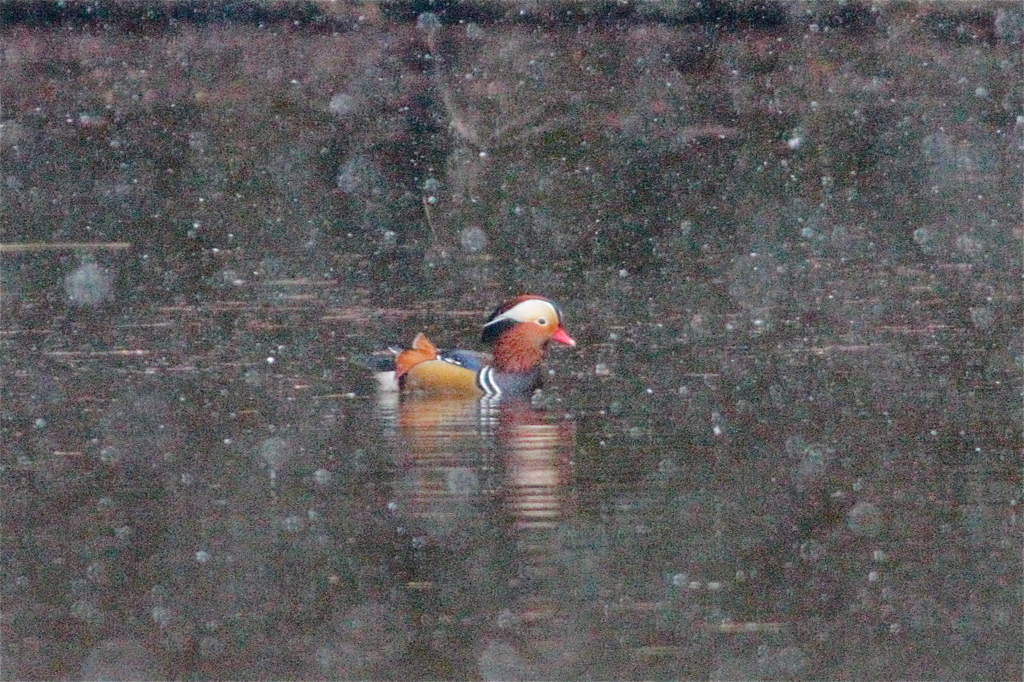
[477,366,502,398]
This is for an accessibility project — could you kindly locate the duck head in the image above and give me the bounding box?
[481,295,576,373]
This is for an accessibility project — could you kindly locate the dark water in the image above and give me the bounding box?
[2,2,1022,680]
[3,274,1020,680]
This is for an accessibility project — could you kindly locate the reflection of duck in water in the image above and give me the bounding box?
[373,295,576,400]
[390,398,575,551]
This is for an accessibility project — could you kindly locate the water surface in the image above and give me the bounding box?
[1,2,1021,679]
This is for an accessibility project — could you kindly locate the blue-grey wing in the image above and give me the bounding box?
[438,349,491,371]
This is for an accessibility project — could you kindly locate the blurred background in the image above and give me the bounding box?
[1,1,1021,679]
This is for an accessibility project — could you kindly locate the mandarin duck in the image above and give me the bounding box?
[375,295,575,400]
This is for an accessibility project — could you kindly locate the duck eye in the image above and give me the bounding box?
[536,318,547,326]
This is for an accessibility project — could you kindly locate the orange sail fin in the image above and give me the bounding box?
[394,333,439,381]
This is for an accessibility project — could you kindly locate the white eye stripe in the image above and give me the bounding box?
[491,299,559,325]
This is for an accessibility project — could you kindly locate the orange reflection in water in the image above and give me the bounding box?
[382,396,575,533]
[496,402,575,531]
[379,396,581,676]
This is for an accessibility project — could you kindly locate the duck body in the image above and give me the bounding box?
[385,295,575,400]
